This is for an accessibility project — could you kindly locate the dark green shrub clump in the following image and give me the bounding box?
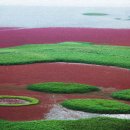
[112,89,130,100]
[27,82,100,94]
[61,99,130,114]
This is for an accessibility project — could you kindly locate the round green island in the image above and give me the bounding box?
[61,99,130,114]
[112,89,130,100]
[27,82,100,94]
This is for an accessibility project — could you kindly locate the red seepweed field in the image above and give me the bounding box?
[0,27,130,121]
[0,27,130,48]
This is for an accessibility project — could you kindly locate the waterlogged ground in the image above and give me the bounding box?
[45,105,130,120]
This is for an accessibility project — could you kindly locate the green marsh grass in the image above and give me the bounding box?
[0,42,130,69]
[27,82,100,94]
[112,89,130,101]
[61,99,130,114]
[1,117,130,130]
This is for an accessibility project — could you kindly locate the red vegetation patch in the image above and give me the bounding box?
[0,28,130,48]
[1,63,130,121]
[0,86,116,121]
[0,98,29,104]
[0,27,130,121]
[0,89,55,121]
[0,27,19,31]
[0,63,130,89]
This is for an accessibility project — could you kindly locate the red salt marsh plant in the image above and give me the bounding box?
[0,90,61,121]
[0,28,130,48]
[0,98,28,104]
[0,95,39,106]
[0,62,130,89]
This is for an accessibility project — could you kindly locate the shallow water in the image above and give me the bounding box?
[0,6,130,28]
[45,105,130,120]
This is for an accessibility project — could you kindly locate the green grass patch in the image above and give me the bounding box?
[27,82,100,94]
[61,99,130,114]
[0,95,39,106]
[83,13,108,16]
[1,117,130,130]
[112,89,130,101]
[0,42,130,69]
